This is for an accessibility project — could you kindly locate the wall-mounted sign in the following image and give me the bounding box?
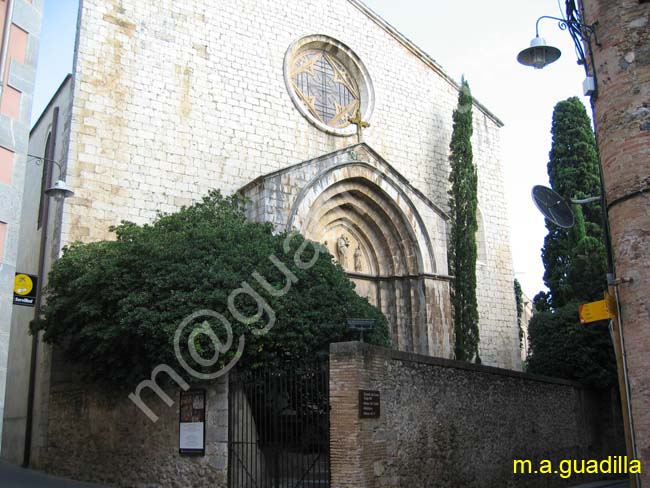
[358,390,380,419]
[346,318,376,331]
[179,389,206,455]
[579,292,617,324]
[13,273,38,307]
[579,299,611,324]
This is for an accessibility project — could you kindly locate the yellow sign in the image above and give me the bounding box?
[13,273,34,296]
[579,298,612,324]
[13,273,38,307]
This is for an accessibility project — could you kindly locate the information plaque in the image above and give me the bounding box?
[358,390,381,419]
[179,389,206,455]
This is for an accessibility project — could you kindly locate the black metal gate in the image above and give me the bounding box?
[228,362,330,488]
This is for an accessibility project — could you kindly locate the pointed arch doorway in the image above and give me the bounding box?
[241,145,454,358]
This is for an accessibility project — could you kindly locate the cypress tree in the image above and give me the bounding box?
[535,97,604,310]
[514,279,524,349]
[448,79,480,363]
[528,97,614,387]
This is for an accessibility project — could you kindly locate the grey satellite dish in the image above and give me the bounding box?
[531,185,575,228]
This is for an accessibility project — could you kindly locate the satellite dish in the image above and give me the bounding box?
[531,185,575,228]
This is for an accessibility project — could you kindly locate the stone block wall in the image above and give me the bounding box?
[330,341,624,488]
[37,358,229,488]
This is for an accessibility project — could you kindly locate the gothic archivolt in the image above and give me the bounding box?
[289,162,437,277]
[241,146,453,357]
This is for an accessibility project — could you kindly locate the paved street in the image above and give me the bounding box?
[0,460,632,488]
[0,461,105,487]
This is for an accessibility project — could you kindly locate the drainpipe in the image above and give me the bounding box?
[23,107,59,468]
[0,0,15,96]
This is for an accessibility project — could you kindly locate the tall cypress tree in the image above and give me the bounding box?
[448,79,480,363]
[528,97,614,387]
[535,97,604,310]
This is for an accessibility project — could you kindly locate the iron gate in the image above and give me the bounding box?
[228,361,330,488]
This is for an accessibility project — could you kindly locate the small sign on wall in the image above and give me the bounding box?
[13,273,38,307]
[179,389,206,455]
[358,390,381,419]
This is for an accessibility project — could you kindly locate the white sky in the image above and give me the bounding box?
[31,0,593,300]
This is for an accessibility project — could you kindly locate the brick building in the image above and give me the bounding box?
[580,0,650,484]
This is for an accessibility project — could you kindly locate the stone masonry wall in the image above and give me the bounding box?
[61,0,519,370]
[330,341,624,488]
[38,357,228,488]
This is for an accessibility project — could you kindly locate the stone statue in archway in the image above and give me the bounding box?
[336,235,349,268]
[354,246,363,272]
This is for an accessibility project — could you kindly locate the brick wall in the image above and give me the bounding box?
[579,1,650,483]
[330,341,624,488]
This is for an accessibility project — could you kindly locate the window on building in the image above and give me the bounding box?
[37,132,51,229]
[290,49,360,129]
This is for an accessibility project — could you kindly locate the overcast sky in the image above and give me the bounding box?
[31,0,593,300]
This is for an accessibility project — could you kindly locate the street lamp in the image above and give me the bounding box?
[44,179,74,201]
[517,35,561,70]
[27,154,74,201]
[517,4,599,96]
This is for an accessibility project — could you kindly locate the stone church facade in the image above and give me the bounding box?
[54,0,520,367]
[55,0,519,369]
[0,0,525,471]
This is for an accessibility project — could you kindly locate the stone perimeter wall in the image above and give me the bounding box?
[63,0,518,370]
[38,358,229,488]
[330,342,624,488]
[33,341,623,487]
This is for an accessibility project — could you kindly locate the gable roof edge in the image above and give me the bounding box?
[347,0,504,128]
[237,143,450,220]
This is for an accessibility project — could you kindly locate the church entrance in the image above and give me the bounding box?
[228,362,330,488]
[240,144,454,359]
[296,166,428,352]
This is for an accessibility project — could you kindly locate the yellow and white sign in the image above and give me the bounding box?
[13,273,38,307]
[579,292,617,325]
[14,273,34,296]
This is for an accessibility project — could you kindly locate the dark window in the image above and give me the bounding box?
[37,133,51,229]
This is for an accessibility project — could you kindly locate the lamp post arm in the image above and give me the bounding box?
[535,15,569,37]
[533,10,599,73]
[27,154,65,173]
[570,195,601,205]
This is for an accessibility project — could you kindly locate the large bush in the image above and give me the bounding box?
[33,191,389,387]
[527,303,615,388]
